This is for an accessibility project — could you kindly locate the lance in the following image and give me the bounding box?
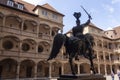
[81,6,92,20]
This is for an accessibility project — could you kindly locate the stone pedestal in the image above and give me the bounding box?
[58,74,106,80]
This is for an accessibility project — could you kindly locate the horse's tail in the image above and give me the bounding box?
[47,33,66,61]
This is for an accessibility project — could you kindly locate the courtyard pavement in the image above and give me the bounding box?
[106,74,119,80]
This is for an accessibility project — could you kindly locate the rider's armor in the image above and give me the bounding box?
[72,12,91,58]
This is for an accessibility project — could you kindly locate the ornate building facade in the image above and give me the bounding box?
[66,23,120,76]
[0,0,64,79]
[0,0,120,80]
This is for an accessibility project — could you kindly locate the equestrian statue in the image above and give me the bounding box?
[47,6,96,75]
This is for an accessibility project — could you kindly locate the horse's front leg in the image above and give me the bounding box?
[89,56,96,74]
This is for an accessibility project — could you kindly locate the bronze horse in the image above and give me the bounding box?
[47,33,96,75]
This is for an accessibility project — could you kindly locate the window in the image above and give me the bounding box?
[23,23,27,30]
[98,30,101,33]
[98,43,102,47]
[17,3,24,10]
[42,10,47,16]
[106,56,109,60]
[100,55,103,60]
[52,14,57,19]
[110,54,114,60]
[22,43,30,52]
[37,64,42,72]
[7,0,14,7]
[2,40,13,50]
[38,45,43,53]
[6,63,12,72]
[108,43,112,49]
[52,31,55,36]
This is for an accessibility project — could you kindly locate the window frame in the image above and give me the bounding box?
[17,3,24,10]
[7,0,14,7]
[42,10,48,16]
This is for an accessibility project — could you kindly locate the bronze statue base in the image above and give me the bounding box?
[58,74,106,80]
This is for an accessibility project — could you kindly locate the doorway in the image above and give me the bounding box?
[26,66,32,78]
[44,67,49,77]
[0,66,2,78]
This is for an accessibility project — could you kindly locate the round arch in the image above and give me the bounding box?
[3,35,20,42]
[100,64,105,75]
[38,41,50,53]
[64,62,71,74]
[37,60,49,77]
[106,64,111,75]
[97,39,102,47]
[6,14,22,22]
[23,19,38,32]
[40,23,50,30]
[0,12,4,18]
[22,38,37,45]
[19,59,35,78]
[0,58,18,79]
[5,14,22,29]
[2,35,20,51]
[52,61,61,77]
[39,23,50,36]
[22,38,37,52]
[94,63,98,73]
[112,64,119,74]
[51,27,60,36]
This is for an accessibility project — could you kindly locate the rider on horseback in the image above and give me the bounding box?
[72,12,92,58]
[47,11,96,75]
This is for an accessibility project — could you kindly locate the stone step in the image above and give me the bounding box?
[58,74,106,80]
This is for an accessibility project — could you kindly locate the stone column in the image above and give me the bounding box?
[110,64,113,73]
[49,62,52,78]
[103,51,105,62]
[19,20,24,54]
[103,51,107,75]
[61,63,64,75]
[96,50,101,74]
[97,51,99,62]
[21,20,24,31]
[109,52,113,73]
[34,63,37,79]
[36,23,39,37]
[3,16,6,26]
[36,43,38,54]
[98,64,100,74]
[101,39,103,48]
[19,40,22,57]
[77,64,80,75]
[49,27,52,36]
[118,54,120,63]
[16,62,20,80]
[109,53,111,61]
[104,64,107,75]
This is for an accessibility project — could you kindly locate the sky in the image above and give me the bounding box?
[23,0,120,33]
